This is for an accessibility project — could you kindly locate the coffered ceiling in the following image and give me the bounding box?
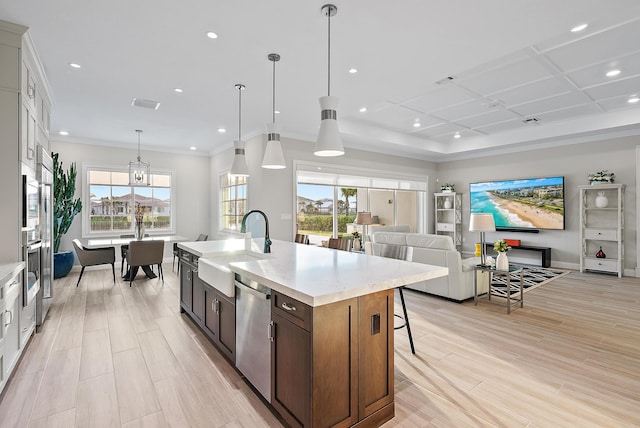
[1,0,639,161]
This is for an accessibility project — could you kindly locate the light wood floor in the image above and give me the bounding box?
[0,265,638,427]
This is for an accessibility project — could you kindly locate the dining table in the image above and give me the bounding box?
[86,235,188,280]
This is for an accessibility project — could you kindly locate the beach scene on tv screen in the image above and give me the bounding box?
[470,177,565,230]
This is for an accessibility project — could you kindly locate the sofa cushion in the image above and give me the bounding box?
[372,232,408,246]
[405,234,455,251]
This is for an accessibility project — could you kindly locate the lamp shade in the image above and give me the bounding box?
[469,213,496,232]
[314,96,344,157]
[355,211,373,225]
[262,123,286,169]
[230,140,249,177]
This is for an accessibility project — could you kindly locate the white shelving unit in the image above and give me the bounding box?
[579,184,625,277]
[434,192,462,251]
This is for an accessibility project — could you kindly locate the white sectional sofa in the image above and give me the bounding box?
[365,232,489,301]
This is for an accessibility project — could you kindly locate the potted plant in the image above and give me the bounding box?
[53,152,82,278]
[588,170,615,185]
[440,183,455,193]
[493,239,511,270]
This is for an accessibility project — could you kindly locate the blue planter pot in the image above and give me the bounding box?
[54,251,74,279]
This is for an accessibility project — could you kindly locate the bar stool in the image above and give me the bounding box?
[367,242,415,354]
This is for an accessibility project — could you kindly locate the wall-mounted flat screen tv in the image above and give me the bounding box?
[469,176,565,231]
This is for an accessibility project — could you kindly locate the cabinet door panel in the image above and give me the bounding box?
[271,312,311,428]
[3,292,21,378]
[217,294,235,359]
[192,273,205,323]
[358,289,393,418]
[204,288,218,337]
[179,262,192,311]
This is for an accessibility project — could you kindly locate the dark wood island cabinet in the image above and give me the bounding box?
[177,239,447,427]
[271,289,394,428]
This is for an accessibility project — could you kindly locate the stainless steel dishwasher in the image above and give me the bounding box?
[235,273,272,402]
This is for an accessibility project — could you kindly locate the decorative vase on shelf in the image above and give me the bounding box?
[134,222,145,240]
[443,198,452,209]
[596,246,606,258]
[496,252,509,270]
[595,191,609,208]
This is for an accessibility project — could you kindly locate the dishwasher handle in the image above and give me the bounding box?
[235,280,271,300]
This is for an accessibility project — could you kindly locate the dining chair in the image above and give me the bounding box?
[120,233,150,276]
[328,238,352,251]
[294,233,309,244]
[72,239,116,287]
[126,240,165,286]
[173,233,208,273]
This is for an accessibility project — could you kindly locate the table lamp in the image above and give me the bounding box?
[355,211,373,241]
[469,213,495,266]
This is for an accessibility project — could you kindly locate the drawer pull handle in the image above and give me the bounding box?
[4,310,12,327]
[281,302,297,312]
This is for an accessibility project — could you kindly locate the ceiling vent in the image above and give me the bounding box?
[131,98,160,110]
[435,76,456,85]
[523,117,540,124]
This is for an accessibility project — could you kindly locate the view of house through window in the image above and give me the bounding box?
[86,168,172,234]
[221,173,247,231]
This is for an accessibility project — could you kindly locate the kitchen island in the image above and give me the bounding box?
[178,239,447,428]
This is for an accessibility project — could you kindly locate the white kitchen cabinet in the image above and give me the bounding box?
[579,184,625,277]
[2,268,22,383]
[434,192,462,251]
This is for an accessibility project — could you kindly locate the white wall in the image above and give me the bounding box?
[210,135,437,241]
[51,140,211,260]
[436,136,638,271]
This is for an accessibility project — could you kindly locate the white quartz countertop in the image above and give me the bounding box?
[0,262,25,285]
[180,239,447,307]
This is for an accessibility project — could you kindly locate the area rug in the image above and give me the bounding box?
[489,266,570,297]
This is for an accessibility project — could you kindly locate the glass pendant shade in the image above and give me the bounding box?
[315,95,344,156]
[128,129,151,186]
[230,140,249,177]
[262,122,286,169]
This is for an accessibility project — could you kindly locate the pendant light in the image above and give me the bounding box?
[128,129,151,186]
[230,83,250,177]
[315,4,344,157]
[262,53,286,169]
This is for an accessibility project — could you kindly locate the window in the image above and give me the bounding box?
[220,173,247,231]
[85,167,173,235]
[295,162,427,244]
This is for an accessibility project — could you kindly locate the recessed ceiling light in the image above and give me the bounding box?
[274,110,281,114]
[59,131,69,136]
[571,23,588,32]
[174,88,183,93]
[359,107,367,113]
[218,128,226,133]
[348,68,358,74]
[206,31,218,39]
[190,146,196,150]
[413,122,421,128]
[69,63,81,69]
[606,69,621,77]
[454,132,461,139]
[628,96,640,104]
